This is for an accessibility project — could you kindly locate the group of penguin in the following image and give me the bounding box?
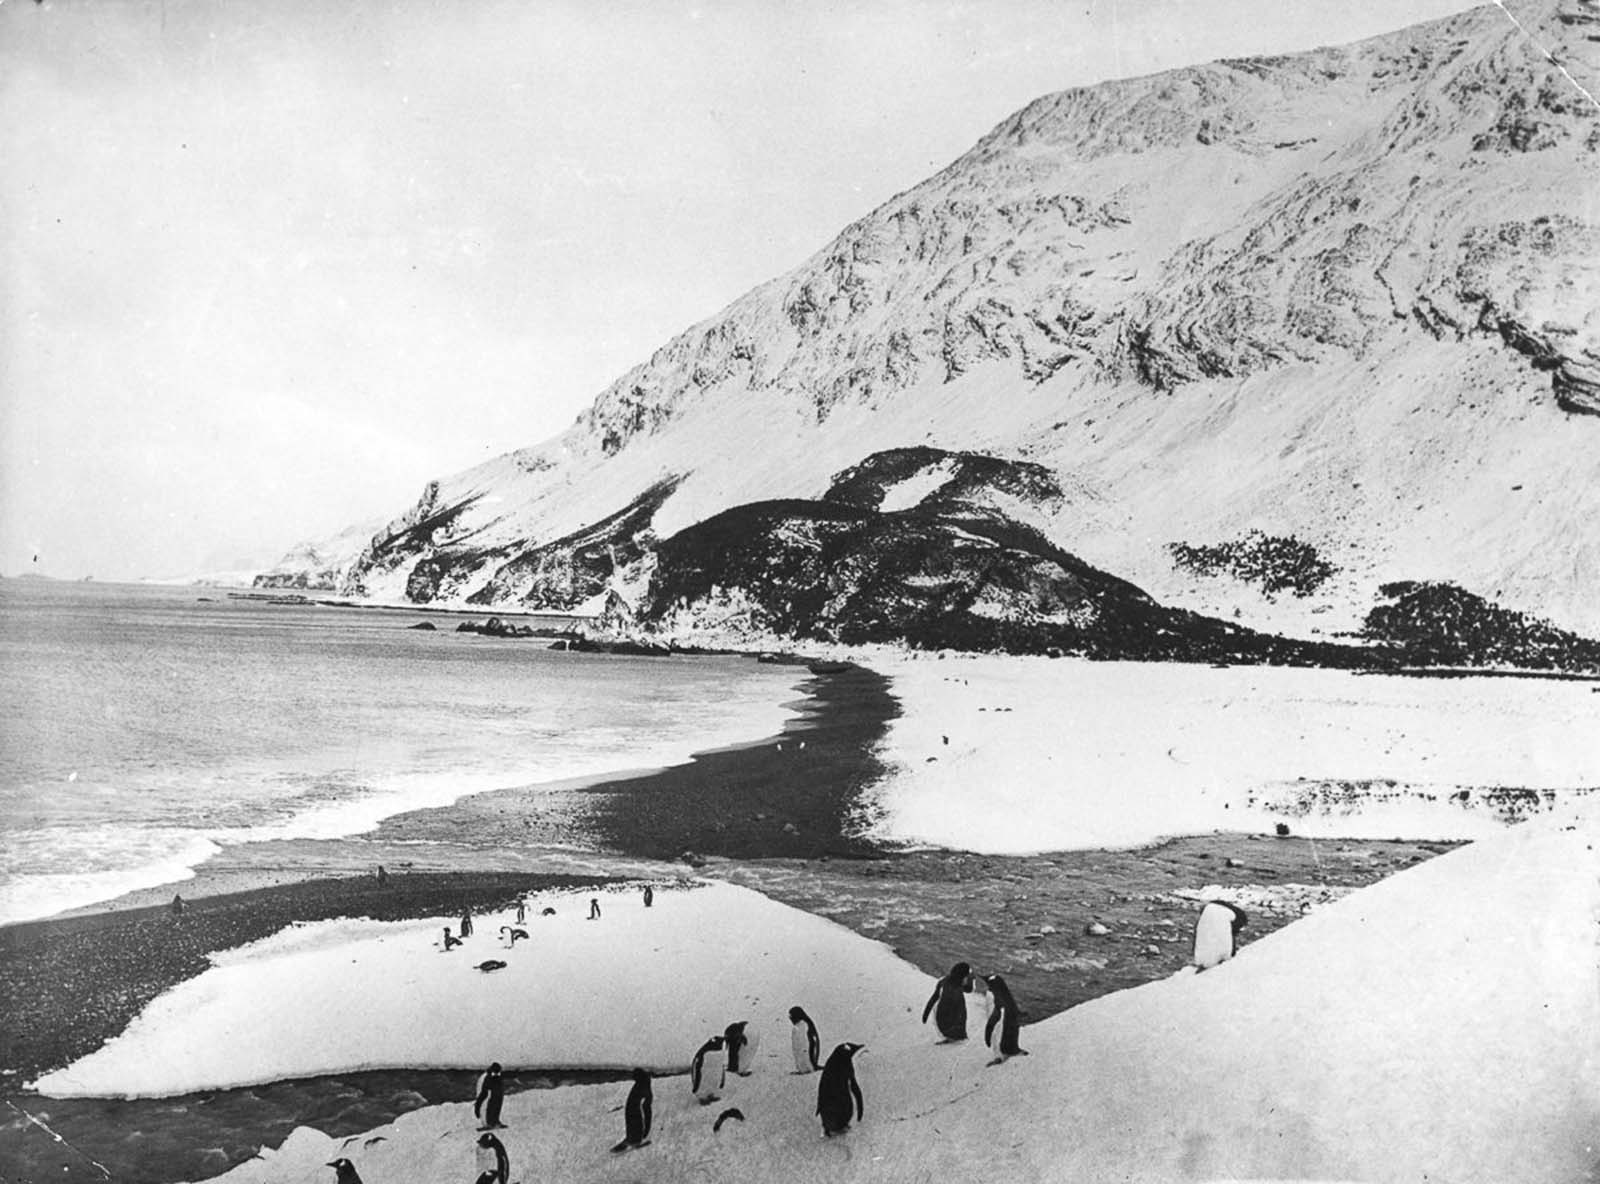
[921,962,1027,1063]
[440,889,632,970]
[327,885,1252,1180]
[682,1007,864,1138]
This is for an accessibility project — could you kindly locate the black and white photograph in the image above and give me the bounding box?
[2,0,1597,1180]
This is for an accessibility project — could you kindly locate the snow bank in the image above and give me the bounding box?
[193,803,1599,1184]
[33,881,931,1098]
[864,654,1600,851]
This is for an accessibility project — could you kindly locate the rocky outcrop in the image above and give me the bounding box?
[643,471,1363,665]
[1361,581,1600,670]
[1168,532,1338,598]
[823,447,1064,518]
[463,477,681,609]
[347,485,494,601]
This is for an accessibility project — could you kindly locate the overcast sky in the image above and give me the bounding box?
[1,0,1480,581]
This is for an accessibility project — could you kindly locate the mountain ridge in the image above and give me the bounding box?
[259,0,1600,649]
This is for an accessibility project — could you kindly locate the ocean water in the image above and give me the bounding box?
[0,579,803,925]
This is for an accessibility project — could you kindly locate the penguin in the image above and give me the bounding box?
[475,959,507,973]
[475,1131,509,1184]
[788,1006,821,1074]
[442,927,462,951]
[982,974,1028,1064]
[815,1043,865,1136]
[325,1159,364,1184]
[514,899,527,924]
[171,894,185,916]
[921,961,972,1041]
[712,1107,745,1132]
[723,1020,759,1076]
[588,897,602,920]
[500,926,529,947]
[610,1068,652,1152]
[643,884,654,908]
[474,1061,506,1130]
[541,906,556,917]
[460,910,474,938]
[690,1035,726,1104]
[376,865,389,885]
[1192,900,1249,971]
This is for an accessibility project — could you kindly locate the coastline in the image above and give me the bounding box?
[0,656,1504,1184]
[0,872,625,1086]
[0,663,901,1183]
[0,665,894,1080]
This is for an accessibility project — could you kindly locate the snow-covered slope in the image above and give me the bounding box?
[275,0,1600,639]
[172,801,1597,1184]
[254,518,384,592]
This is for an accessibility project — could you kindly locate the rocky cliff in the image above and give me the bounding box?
[262,0,1600,652]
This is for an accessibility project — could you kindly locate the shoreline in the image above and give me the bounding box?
[21,665,891,924]
[0,657,1489,1184]
[0,664,897,1085]
[0,872,625,1087]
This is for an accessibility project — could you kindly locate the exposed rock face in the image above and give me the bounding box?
[823,447,1065,520]
[267,0,1600,644]
[1361,581,1600,669]
[463,479,680,609]
[643,455,1363,664]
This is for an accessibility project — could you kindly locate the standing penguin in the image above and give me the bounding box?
[815,1043,865,1136]
[690,1035,726,1104]
[474,1061,506,1130]
[475,1131,509,1184]
[588,897,602,920]
[723,1020,759,1076]
[325,1160,364,1184]
[611,1068,653,1152]
[514,898,527,924]
[643,884,654,908]
[460,909,474,938]
[788,1006,821,1074]
[921,961,972,1041]
[982,974,1029,1065]
[1192,900,1249,971]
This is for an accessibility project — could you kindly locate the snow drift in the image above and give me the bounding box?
[174,801,1598,1183]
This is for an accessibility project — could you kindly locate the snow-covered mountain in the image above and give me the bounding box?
[262,0,1600,647]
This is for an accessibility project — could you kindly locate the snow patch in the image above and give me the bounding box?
[33,881,930,1099]
[877,459,960,512]
[863,654,1600,852]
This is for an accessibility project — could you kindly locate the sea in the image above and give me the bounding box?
[0,577,804,926]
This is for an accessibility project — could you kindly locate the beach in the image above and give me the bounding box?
[1,662,900,1180]
[7,651,1593,1182]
